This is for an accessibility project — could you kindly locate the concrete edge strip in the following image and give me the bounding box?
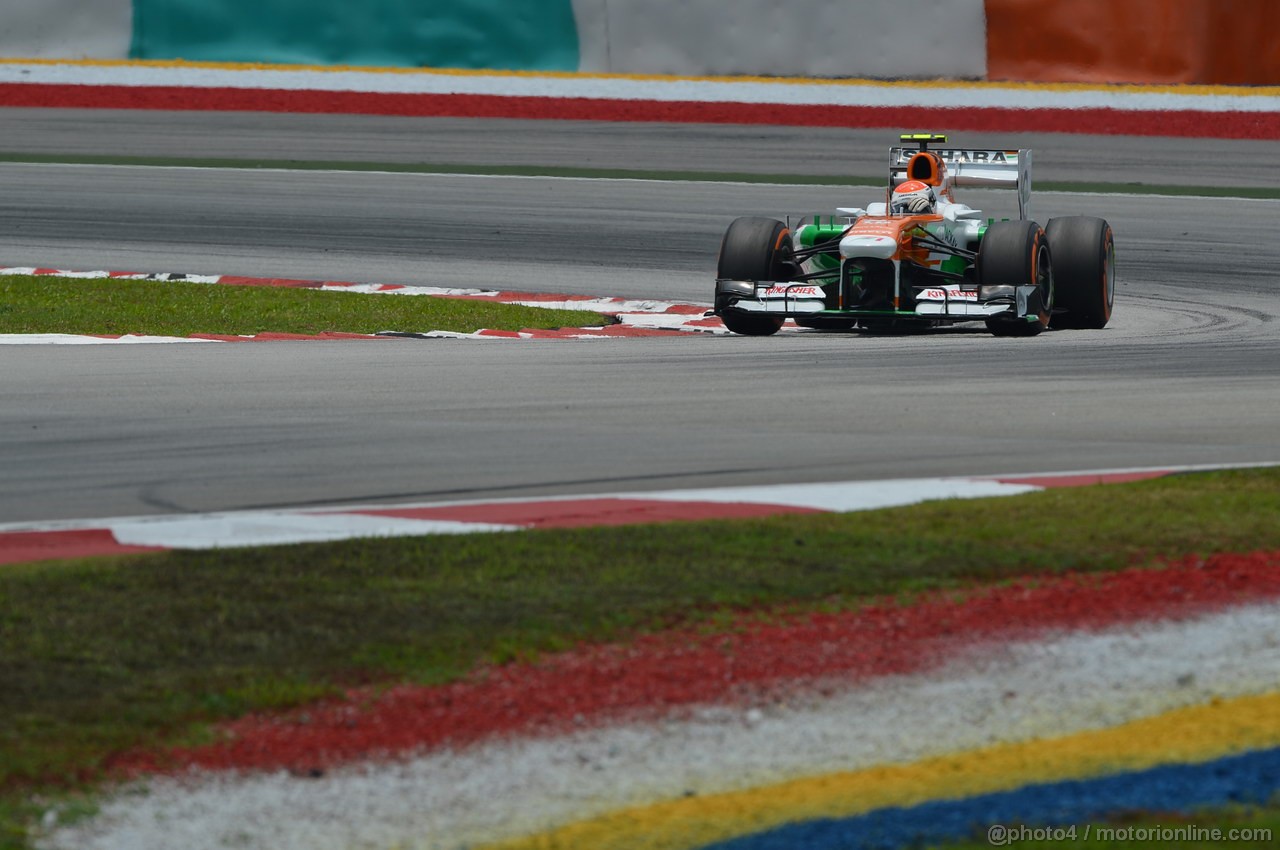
[5,463,1276,566]
[0,266,728,343]
[3,61,1280,112]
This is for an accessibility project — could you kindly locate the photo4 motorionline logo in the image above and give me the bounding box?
[987,823,1273,845]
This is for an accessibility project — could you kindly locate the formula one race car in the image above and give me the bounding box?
[713,134,1115,336]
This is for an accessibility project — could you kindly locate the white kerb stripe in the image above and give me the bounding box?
[108,512,519,549]
[614,478,1041,511]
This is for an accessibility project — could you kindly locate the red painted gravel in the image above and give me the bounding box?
[108,551,1280,777]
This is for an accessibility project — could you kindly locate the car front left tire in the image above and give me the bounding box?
[978,219,1054,337]
[715,216,792,337]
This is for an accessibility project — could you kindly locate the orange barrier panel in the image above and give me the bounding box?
[986,0,1280,85]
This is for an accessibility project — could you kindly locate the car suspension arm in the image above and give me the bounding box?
[911,229,977,260]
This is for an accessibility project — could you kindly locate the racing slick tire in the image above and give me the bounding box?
[716,216,791,336]
[978,219,1053,337]
[1045,216,1115,330]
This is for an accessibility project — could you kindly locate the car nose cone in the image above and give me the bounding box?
[840,234,897,259]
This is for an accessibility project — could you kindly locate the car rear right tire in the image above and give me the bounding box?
[1046,216,1114,330]
[716,216,791,336]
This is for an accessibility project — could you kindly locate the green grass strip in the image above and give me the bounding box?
[0,274,606,336]
[4,151,1277,197]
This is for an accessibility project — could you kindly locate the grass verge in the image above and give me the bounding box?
[4,152,1279,198]
[1,467,1279,845]
[0,274,607,337]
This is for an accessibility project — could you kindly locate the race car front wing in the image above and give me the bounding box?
[714,278,1047,322]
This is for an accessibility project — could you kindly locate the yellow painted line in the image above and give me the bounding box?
[477,691,1280,850]
[2,58,1279,98]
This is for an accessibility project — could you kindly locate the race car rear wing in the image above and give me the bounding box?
[889,147,1033,221]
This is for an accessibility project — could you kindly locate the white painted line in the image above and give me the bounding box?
[610,478,1041,511]
[107,512,519,549]
[0,474,1036,537]
[0,471,1139,554]
[6,465,1277,554]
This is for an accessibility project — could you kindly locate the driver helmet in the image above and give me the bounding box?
[891,180,936,215]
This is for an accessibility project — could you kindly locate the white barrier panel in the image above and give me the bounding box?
[573,0,987,79]
[0,0,132,59]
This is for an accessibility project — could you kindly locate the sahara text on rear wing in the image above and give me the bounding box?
[889,147,1033,220]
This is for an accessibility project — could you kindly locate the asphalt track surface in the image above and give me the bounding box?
[2,110,1279,523]
[8,108,1280,187]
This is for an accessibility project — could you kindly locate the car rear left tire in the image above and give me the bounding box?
[716,216,792,336]
[978,219,1053,337]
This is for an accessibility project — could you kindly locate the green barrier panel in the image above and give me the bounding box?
[131,0,579,71]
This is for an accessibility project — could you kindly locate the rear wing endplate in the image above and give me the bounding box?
[890,147,1033,220]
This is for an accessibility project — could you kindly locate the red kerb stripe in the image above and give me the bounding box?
[352,497,823,528]
[994,471,1174,488]
[1,84,1276,139]
[0,529,165,566]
